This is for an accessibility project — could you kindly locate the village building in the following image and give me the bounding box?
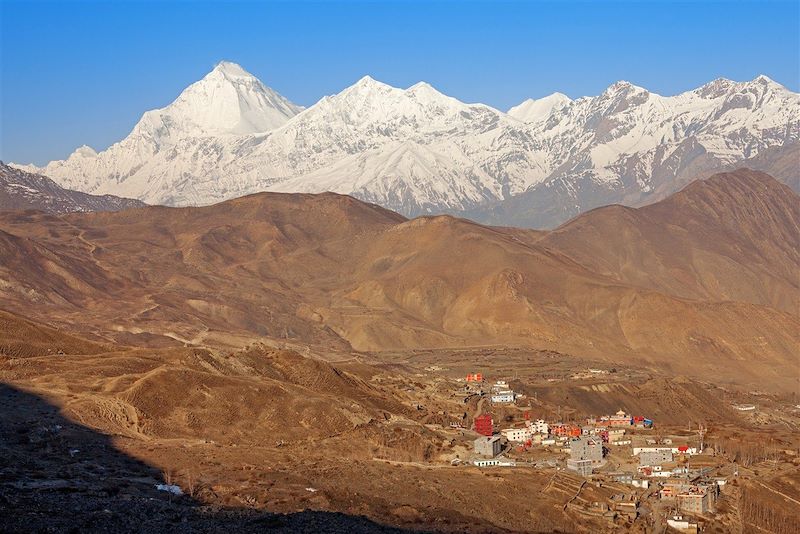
[473,435,502,457]
[473,413,493,436]
[633,446,673,456]
[500,427,532,443]
[491,380,508,391]
[552,423,581,438]
[677,486,712,514]
[634,445,698,456]
[604,409,632,426]
[610,493,639,520]
[566,458,593,477]
[660,482,688,499]
[607,428,626,442]
[473,456,516,467]
[660,481,717,514]
[667,515,699,533]
[526,419,549,435]
[491,391,515,403]
[632,415,653,428]
[570,436,604,467]
[639,449,674,466]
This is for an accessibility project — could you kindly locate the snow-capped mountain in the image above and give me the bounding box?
[15,62,305,205]
[469,76,800,227]
[15,63,800,226]
[507,93,571,123]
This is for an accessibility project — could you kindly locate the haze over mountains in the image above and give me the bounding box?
[14,62,799,228]
[1,169,797,392]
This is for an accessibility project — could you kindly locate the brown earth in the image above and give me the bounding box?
[542,169,800,313]
[0,311,627,533]
[2,305,798,532]
[0,169,797,393]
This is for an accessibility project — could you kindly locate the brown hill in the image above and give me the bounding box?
[0,308,410,447]
[542,169,800,313]
[0,169,797,391]
[0,308,109,358]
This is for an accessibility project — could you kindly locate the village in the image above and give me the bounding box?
[461,375,729,532]
[375,363,796,534]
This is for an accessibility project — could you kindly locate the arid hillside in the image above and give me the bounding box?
[0,169,797,391]
[542,169,800,313]
[0,310,608,533]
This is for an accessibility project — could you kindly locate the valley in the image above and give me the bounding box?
[3,3,798,532]
[1,310,798,533]
[1,169,798,532]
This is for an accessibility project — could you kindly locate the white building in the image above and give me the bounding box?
[633,446,673,456]
[501,427,532,442]
[634,446,698,456]
[491,380,508,391]
[491,392,515,403]
[473,456,516,468]
[666,515,698,533]
[527,419,549,435]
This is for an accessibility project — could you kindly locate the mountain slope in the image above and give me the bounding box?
[0,163,145,213]
[541,169,800,313]
[0,169,797,391]
[15,64,798,225]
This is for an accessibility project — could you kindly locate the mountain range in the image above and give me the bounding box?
[1,169,797,392]
[14,62,799,228]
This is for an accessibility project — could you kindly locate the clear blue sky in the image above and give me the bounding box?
[2,0,798,165]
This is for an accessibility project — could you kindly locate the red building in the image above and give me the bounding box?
[474,414,493,436]
[552,424,581,437]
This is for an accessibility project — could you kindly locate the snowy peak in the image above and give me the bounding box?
[336,75,398,100]
[15,68,799,228]
[210,60,255,80]
[130,61,302,143]
[300,75,500,135]
[695,74,789,100]
[598,80,650,103]
[695,77,736,99]
[752,74,779,87]
[508,93,571,123]
[72,145,98,158]
[405,81,442,99]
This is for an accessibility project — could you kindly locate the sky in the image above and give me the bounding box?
[1,0,798,166]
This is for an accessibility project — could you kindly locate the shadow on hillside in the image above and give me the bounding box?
[0,383,410,533]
